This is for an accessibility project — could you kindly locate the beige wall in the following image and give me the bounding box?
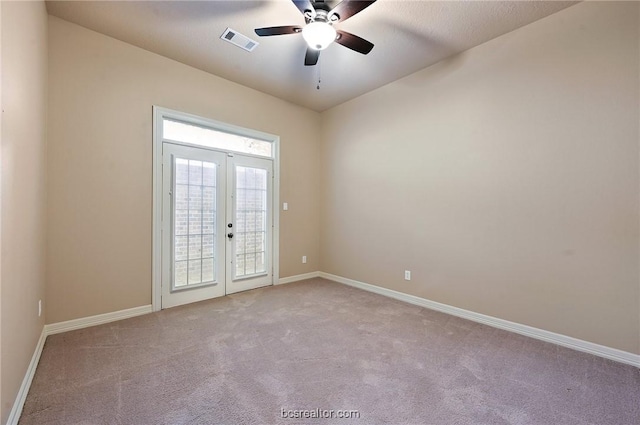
[1,1,48,422]
[320,1,640,354]
[46,16,321,323]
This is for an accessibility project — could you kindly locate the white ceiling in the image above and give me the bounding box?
[46,0,578,112]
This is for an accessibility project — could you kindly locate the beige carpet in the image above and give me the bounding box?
[19,278,640,424]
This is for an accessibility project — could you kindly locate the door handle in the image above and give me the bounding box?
[227,233,234,239]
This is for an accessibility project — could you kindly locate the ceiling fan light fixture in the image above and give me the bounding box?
[302,21,336,50]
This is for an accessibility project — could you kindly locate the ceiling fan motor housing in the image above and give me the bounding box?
[304,7,340,24]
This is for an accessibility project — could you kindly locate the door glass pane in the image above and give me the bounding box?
[173,158,217,289]
[234,166,268,278]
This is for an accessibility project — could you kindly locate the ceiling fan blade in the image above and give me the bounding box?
[255,26,302,37]
[335,30,374,54]
[329,0,376,22]
[292,0,315,15]
[305,48,320,66]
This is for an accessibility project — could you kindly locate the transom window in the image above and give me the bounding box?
[163,119,273,158]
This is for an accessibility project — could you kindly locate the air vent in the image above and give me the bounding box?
[220,28,259,52]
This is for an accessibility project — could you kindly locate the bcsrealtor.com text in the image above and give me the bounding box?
[281,408,361,419]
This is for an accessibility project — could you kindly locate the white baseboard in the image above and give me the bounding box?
[44,305,153,335]
[277,271,320,285]
[7,304,154,425]
[319,272,640,368]
[5,328,47,425]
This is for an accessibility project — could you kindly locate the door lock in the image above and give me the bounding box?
[227,223,233,228]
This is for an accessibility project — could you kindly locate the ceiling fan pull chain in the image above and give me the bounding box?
[317,60,322,90]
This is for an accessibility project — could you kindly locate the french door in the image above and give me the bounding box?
[161,143,273,308]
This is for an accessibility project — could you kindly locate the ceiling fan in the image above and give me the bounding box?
[254,0,377,66]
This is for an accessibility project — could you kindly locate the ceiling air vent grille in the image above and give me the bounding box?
[220,28,259,52]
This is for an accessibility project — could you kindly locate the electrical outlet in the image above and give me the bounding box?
[302,255,307,264]
[404,270,411,281]
[38,300,42,317]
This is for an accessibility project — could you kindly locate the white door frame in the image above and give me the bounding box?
[152,106,280,312]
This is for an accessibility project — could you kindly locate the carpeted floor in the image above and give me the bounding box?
[19,278,640,424]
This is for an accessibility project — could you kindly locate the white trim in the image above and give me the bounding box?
[277,271,321,285]
[152,106,162,311]
[319,272,640,368]
[272,134,280,286]
[5,328,47,425]
[44,305,152,335]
